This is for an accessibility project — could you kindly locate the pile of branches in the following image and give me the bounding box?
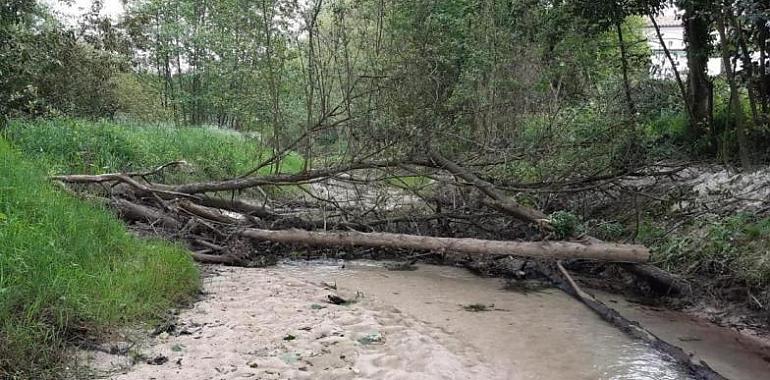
[51,150,726,379]
[51,151,651,265]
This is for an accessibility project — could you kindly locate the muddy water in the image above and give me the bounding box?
[282,261,691,380]
[594,292,770,380]
[102,261,770,380]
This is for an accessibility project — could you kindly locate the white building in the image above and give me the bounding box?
[644,7,722,79]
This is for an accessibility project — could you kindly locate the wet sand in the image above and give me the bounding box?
[92,262,701,379]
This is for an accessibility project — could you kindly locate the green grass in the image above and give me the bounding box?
[4,118,304,181]
[639,214,770,290]
[0,139,199,378]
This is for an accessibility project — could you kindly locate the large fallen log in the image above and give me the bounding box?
[429,154,684,296]
[51,173,198,200]
[190,250,244,265]
[238,228,650,262]
[620,262,692,296]
[113,198,182,230]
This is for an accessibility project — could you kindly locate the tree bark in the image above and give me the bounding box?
[190,251,244,265]
[113,198,182,230]
[758,18,769,116]
[620,263,692,296]
[716,12,752,171]
[238,228,650,262]
[550,262,726,380]
[615,20,636,126]
[682,1,713,139]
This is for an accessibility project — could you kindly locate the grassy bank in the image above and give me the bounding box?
[0,139,199,378]
[640,214,770,297]
[4,118,304,181]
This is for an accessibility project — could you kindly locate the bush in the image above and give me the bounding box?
[0,140,199,378]
[549,210,580,239]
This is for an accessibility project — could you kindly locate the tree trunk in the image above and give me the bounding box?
[549,262,726,380]
[649,13,692,121]
[682,2,713,139]
[716,12,752,171]
[239,228,650,263]
[759,18,769,116]
[615,21,636,126]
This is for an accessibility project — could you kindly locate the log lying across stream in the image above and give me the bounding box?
[51,154,732,379]
[239,228,650,262]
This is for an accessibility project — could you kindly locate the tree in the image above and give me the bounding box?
[716,2,752,170]
[571,0,666,127]
[1,1,129,120]
[679,0,715,139]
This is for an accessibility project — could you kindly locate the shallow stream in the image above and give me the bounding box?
[99,261,769,379]
[285,261,691,380]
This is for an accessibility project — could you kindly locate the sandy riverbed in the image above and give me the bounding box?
[89,262,695,380]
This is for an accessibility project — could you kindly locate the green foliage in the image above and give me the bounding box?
[571,0,665,31]
[110,73,172,122]
[640,214,770,289]
[1,3,131,119]
[5,118,304,180]
[498,101,625,184]
[643,110,689,140]
[0,139,199,378]
[549,211,580,239]
[588,221,627,241]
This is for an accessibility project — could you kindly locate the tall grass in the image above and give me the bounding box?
[4,118,304,181]
[0,139,199,378]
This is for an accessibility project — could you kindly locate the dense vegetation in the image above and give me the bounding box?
[642,213,770,290]
[0,140,199,378]
[5,118,304,179]
[1,0,769,376]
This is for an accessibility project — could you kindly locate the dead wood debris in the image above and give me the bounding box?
[49,155,729,378]
[551,261,727,380]
[51,156,651,266]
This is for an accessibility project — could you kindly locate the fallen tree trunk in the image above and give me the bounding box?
[52,173,198,200]
[190,250,244,265]
[239,228,650,262]
[167,160,415,194]
[430,155,682,295]
[551,262,725,380]
[620,263,692,296]
[113,198,182,230]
